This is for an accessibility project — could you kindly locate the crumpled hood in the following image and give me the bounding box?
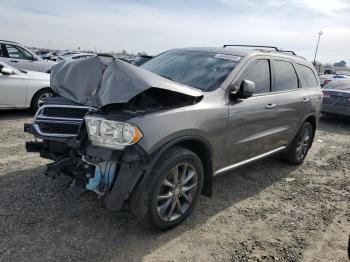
[50,56,202,108]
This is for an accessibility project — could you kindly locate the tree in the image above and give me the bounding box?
[334,60,346,67]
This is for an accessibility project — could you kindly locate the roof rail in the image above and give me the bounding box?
[280,50,297,55]
[223,44,280,51]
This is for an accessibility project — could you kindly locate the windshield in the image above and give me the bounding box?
[324,80,350,91]
[141,50,239,91]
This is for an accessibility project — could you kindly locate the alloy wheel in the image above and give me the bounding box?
[296,126,311,160]
[156,163,198,222]
[37,92,52,108]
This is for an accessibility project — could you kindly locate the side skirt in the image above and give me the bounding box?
[214,146,286,176]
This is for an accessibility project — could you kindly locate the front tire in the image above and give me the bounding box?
[281,122,313,165]
[129,146,204,230]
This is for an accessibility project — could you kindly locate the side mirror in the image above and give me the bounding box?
[1,67,14,75]
[237,79,255,98]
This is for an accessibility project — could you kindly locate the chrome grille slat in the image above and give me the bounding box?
[34,105,96,137]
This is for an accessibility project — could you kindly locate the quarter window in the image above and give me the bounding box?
[296,64,319,87]
[239,59,271,94]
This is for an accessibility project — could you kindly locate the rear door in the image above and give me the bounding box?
[272,59,306,146]
[296,63,322,114]
[221,58,280,167]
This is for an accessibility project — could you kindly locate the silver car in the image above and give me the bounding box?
[25,45,323,230]
[322,79,350,116]
[0,40,56,73]
[0,62,51,111]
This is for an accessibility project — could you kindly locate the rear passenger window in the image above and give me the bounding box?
[274,60,299,91]
[239,59,271,94]
[296,64,319,87]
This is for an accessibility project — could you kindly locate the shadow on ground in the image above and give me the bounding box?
[318,114,350,135]
[0,109,33,120]
[0,155,297,261]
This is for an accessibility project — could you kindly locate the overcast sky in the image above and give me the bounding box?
[1,0,349,63]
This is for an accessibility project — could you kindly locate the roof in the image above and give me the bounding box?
[173,46,309,64]
[0,40,21,45]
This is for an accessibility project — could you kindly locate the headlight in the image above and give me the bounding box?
[85,116,143,149]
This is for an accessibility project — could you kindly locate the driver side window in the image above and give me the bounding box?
[239,59,271,94]
[5,44,33,60]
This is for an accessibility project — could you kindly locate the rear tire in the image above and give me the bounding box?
[30,88,52,112]
[129,146,204,230]
[281,122,313,165]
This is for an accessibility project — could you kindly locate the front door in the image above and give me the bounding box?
[220,59,281,171]
[0,64,27,108]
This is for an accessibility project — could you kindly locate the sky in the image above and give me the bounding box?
[1,0,349,64]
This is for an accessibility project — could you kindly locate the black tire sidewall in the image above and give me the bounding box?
[31,89,52,112]
[292,122,313,163]
[147,149,204,230]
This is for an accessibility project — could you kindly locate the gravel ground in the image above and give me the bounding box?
[0,110,349,262]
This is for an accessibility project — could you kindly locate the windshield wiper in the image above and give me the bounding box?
[159,74,174,81]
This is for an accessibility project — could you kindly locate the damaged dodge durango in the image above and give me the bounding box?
[25,45,322,230]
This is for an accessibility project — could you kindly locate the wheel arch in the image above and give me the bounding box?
[302,114,317,145]
[144,136,214,198]
[30,87,52,109]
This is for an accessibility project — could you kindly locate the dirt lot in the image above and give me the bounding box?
[0,111,349,262]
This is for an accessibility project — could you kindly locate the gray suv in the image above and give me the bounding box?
[25,45,322,230]
[0,40,55,73]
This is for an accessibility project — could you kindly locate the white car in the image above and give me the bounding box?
[0,40,56,73]
[319,74,349,87]
[0,62,51,112]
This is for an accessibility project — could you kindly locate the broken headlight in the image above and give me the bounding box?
[84,116,143,149]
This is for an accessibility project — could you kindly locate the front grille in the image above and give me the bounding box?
[34,105,95,137]
[42,107,89,119]
[37,122,81,135]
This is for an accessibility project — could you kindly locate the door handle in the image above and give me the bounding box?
[265,103,276,109]
[301,98,310,103]
[10,60,18,63]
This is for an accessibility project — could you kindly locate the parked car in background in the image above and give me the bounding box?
[117,56,134,63]
[322,79,350,117]
[131,55,153,66]
[319,74,349,87]
[25,45,322,230]
[0,62,51,112]
[336,71,350,76]
[50,50,81,61]
[56,53,95,62]
[35,50,53,60]
[0,40,56,73]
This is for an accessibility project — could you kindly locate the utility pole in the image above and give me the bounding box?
[313,31,323,64]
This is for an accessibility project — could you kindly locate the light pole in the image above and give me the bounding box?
[313,31,323,64]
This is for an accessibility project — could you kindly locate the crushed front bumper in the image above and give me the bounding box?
[24,104,150,210]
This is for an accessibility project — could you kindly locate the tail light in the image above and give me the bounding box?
[322,80,331,86]
[322,91,330,98]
